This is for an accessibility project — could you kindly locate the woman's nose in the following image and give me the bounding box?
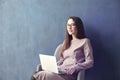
[68,26,72,29]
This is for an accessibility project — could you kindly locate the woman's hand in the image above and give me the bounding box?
[65,66,76,75]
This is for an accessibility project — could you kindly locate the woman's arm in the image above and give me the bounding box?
[57,57,64,66]
[74,39,94,72]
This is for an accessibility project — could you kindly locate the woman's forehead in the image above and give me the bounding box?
[67,19,75,24]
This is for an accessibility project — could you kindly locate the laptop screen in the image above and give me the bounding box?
[39,54,58,73]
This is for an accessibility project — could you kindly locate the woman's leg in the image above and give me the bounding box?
[31,72,37,80]
[31,64,42,80]
[32,71,65,80]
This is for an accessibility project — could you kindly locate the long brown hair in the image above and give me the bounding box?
[61,16,86,57]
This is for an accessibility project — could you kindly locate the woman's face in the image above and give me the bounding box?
[66,18,77,36]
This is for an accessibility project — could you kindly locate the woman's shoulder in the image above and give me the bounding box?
[79,38,90,42]
[77,38,91,46]
[84,38,90,41]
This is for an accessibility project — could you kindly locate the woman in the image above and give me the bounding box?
[32,16,94,80]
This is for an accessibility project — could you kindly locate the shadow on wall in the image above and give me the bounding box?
[85,25,118,80]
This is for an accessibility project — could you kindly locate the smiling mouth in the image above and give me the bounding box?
[68,30,73,32]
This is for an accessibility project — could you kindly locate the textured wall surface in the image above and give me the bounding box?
[0,0,120,80]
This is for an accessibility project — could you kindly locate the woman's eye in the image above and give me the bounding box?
[67,23,76,27]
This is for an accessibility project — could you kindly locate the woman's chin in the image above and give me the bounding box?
[68,33,73,35]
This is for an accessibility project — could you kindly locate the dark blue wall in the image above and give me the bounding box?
[0,0,120,80]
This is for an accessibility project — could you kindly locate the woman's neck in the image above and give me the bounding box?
[72,35,78,40]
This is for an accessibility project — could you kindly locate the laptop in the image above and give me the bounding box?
[39,54,59,73]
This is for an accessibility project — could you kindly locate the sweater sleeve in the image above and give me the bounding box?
[57,57,64,66]
[74,38,94,71]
